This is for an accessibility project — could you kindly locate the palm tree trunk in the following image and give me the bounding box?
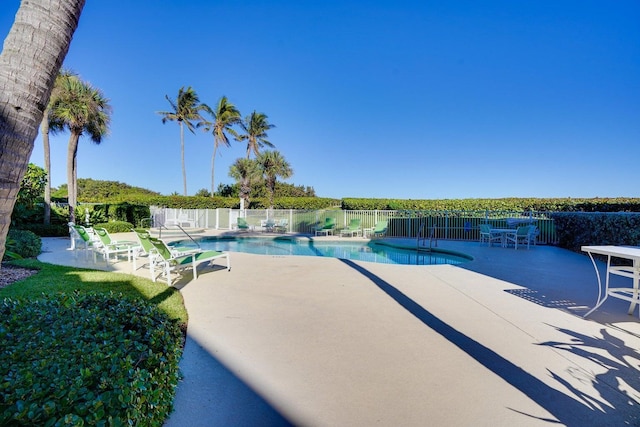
[41,111,51,225]
[0,0,85,263]
[211,144,217,196]
[67,133,80,224]
[180,121,187,196]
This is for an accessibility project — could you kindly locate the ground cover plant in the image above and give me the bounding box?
[0,260,188,426]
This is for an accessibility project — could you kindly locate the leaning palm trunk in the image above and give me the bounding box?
[0,0,85,263]
[41,110,52,224]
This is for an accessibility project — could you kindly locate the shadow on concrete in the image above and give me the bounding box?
[537,325,639,425]
[165,335,294,427]
[340,258,637,426]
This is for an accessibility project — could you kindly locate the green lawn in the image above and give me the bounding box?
[0,258,188,329]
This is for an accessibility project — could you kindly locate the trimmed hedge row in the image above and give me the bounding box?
[341,197,640,212]
[0,292,183,426]
[550,212,640,252]
[93,221,135,233]
[81,195,341,210]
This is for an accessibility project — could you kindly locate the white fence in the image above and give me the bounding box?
[149,207,558,244]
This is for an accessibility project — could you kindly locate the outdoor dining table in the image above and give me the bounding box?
[490,228,516,247]
[581,245,640,318]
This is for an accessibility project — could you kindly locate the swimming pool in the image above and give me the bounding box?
[169,237,472,266]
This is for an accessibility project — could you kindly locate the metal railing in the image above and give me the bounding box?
[149,207,559,244]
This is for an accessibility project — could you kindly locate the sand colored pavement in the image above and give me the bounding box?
[38,235,640,426]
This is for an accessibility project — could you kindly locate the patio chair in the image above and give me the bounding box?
[70,224,98,251]
[262,218,276,232]
[371,220,388,238]
[274,218,288,233]
[148,237,231,286]
[314,217,336,236]
[340,218,362,237]
[93,227,139,264]
[236,217,250,232]
[506,225,534,250]
[479,224,501,246]
[132,228,159,271]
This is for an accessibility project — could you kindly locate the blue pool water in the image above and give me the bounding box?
[170,237,471,266]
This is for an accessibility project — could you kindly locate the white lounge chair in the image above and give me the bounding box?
[148,237,230,286]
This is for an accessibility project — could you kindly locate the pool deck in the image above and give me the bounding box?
[37,231,640,426]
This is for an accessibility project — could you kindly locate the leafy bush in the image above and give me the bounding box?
[0,292,183,426]
[341,197,640,212]
[5,229,41,259]
[20,223,69,237]
[93,221,134,233]
[550,212,640,252]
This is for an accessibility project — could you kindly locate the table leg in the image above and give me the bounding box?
[629,260,640,316]
[584,253,609,318]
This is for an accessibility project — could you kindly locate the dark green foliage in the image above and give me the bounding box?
[55,178,161,201]
[216,181,315,198]
[0,292,183,426]
[90,203,150,227]
[342,197,640,212]
[19,223,69,237]
[194,188,212,197]
[551,212,640,252]
[93,221,134,233]
[4,229,41,259]
[16,163,46,209]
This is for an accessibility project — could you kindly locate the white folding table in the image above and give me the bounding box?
[581,245,640,317]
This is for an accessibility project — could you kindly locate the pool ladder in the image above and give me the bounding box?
[417,221,437,251]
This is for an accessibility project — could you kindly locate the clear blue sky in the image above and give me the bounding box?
[2,1,639,199]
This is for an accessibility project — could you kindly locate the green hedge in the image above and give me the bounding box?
[18,223,69,237]
[550,212,640,252]
[0,292,182,426]
[341,197,640,212]
[91,203,150,227]
[4,229,41,260]
[93,221,135,233]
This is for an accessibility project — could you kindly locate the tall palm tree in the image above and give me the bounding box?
[0,0,85,262]
[157,86,207,196]
[40,69,75,225]
[49,75,111,224]
[199,96,241,195]
[236,111,275,159]
[256,150,293,209]
[229,158,260,210]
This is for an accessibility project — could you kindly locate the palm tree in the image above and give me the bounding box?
[229,158,260,210]
[0,0,85,262]
[236,111,275,159]
[199,96,241,195]
[157,86,207,196]
[40,69,75,225]
[256,150,293,209]
[49,75,111,224]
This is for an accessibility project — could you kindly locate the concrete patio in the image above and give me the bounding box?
[37,233,640,426]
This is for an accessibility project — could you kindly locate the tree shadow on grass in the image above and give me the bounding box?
[340,258,638,426]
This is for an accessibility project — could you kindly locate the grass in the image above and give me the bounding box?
[0,258,188,329]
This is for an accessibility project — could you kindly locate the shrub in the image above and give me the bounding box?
[0,292,183,426]
[5,229,41,259]
[93,221,134,233]
[550,212,640,252]
[20,223,69,237]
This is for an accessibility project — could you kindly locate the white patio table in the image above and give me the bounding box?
[490,228,515,247]
[581,245,640,317]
